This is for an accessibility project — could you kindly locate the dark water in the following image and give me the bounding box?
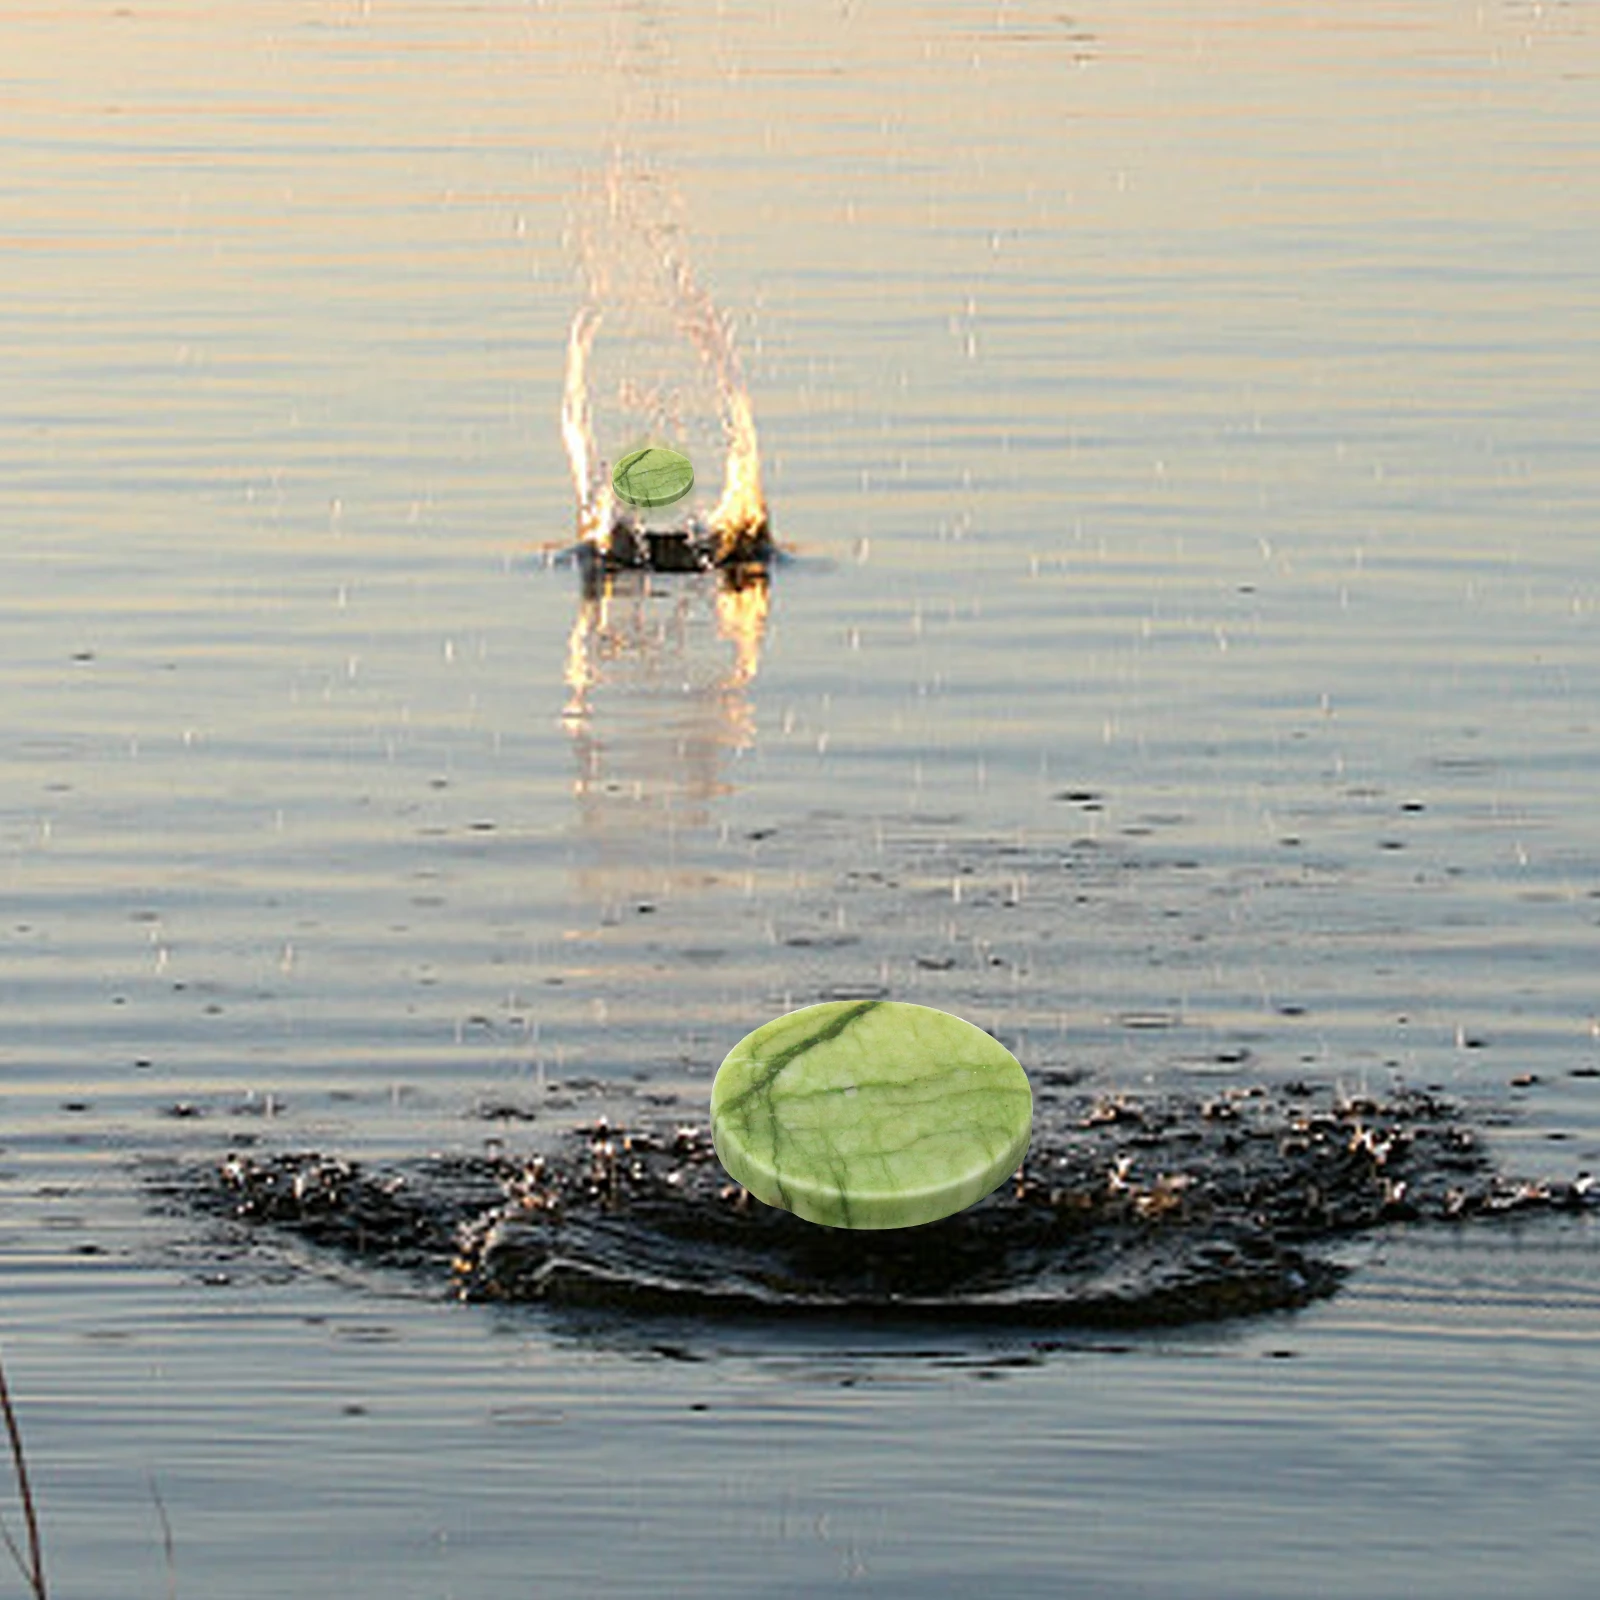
[4,1,1599,1594]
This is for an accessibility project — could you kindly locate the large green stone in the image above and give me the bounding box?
[611,445,695,509]
[711,1000,1033,1230]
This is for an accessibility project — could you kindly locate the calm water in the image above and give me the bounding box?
[4,1,1599,1594]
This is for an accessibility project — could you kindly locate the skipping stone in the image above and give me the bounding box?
[612,445,695,509]
[710,1000,1034,1229]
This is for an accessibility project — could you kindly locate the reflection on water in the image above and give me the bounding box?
[560,565,769,907]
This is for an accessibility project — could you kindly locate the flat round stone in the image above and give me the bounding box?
[612,445,695,509]
[711,1000,1033,1230]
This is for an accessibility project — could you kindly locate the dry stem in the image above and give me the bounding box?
[0,1347,46,1599]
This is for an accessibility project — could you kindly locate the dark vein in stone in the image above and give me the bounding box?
[717,999,882,1118]
[766,1091,791,1212]
[773,1061,1000,1105]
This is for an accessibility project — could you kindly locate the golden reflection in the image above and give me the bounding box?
[559,564,770,904]
[714,568,770,689]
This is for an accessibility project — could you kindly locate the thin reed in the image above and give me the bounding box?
[0,1349,47,1600]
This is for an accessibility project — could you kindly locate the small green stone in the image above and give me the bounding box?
[612,445,695,509]
[711,1000,1033,1230]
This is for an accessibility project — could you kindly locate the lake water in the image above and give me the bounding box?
[4,1,1599,1594]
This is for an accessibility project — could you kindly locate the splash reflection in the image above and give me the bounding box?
[560,565,770,905]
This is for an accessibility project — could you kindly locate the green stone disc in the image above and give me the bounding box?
[711,1000,1033,1230]
[611,445,695,509]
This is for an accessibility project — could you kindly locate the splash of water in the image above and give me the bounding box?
[666,252,769,555]
[561,304,623,546]
[562,155,769,559]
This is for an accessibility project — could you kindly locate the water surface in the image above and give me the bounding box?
[3,2,1599,1595]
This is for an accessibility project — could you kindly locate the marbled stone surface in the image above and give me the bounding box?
[710,1000,1034,1229]
[611,444,695,508]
